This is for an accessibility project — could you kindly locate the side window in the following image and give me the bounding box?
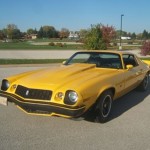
[99,53,122,69]
[123,54,139,68]
[67,53,90,64]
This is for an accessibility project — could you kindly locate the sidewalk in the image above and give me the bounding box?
[0,49,149,59]
[0,50,79,59]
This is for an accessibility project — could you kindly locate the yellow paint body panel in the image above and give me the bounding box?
[0,50,150,118]
[142,60,150,66]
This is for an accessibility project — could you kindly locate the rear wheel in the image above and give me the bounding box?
[138,73,149,91]
[95,90,113,123]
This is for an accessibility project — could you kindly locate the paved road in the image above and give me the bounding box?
[0,65,150,150]
[0,49,148,59]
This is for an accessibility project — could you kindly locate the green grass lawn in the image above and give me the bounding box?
[0,41,84,50]
[0,37,143,51]
[0,42,141,50]
[0,59,66,64]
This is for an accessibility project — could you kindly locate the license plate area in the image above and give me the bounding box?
[0,96,8,106]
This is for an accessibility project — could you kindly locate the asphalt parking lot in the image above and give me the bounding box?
[0,65,150,150]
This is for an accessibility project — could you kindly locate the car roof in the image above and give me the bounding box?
[78,50,136,56]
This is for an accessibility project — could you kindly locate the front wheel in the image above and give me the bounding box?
[95,90,113,123]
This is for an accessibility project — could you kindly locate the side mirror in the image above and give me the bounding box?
[126,64,133,70]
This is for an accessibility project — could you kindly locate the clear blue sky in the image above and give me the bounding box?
[0,0,150,33]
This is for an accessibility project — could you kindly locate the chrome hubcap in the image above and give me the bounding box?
[102,95,112,117]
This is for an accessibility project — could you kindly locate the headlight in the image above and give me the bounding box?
[64,90,78,105]
[68,91,78,102]
[1,79,10,91]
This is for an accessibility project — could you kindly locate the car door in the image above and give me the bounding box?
[122,54,142,93]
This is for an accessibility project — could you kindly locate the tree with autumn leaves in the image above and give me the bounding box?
[101,25,116,47]
[59,28,70,39]
[84,24,116,50]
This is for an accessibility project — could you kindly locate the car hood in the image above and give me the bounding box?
[12,64,118,90]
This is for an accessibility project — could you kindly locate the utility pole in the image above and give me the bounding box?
[119,14,124,50]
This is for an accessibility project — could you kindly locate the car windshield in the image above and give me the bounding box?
[65,52,123,69]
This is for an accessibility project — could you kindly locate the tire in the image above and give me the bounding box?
[138,73,149,91]
[95,90,113,123]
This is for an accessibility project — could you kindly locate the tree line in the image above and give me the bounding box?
[0,23,150,41]
[1,23,150,50]
[0,24,70,40]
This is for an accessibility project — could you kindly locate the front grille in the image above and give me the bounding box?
[15,85,52,100]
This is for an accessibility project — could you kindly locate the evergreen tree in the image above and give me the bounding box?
[142,30,149,39]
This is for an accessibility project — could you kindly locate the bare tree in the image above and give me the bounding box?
[6,24,18,39]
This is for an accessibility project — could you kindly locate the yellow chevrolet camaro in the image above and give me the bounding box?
[0,50,150,123]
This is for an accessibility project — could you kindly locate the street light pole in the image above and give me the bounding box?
[119,14,124,50]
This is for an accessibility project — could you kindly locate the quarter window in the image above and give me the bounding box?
[123,54,139,68]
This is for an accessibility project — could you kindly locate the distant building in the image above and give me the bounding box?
[68,31,79,40]
[121,36,131,40]
[26,34,37,39]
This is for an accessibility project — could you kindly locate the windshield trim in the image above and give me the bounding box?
[64,52,123,69]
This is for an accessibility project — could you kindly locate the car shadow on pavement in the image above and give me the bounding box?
[110,87,150,121]
[84,86,150,123]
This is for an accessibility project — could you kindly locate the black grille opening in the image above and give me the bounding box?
[15,85,52,100]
